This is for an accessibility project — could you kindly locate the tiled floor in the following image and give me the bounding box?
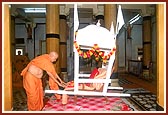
[12,88,28,111]
[12,72,158,111]
[118,72,157,94]
[12,87,52,111]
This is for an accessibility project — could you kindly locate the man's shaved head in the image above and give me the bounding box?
[49,51,58,62]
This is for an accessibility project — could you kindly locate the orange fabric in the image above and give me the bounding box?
[62,69,107,105]
[21,54,61,110]
[14,55,29,73]
[12,55,29,89]
[92,68,107,90]
[65,68,107,91]
[13,71,23,88]
[23,72,43,111]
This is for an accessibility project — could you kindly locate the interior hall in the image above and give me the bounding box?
[3,3,165,112]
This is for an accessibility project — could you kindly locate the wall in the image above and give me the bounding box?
[118,9,143,70]
[117,9,156,77]
[14,7,156,78]
[15,18,46,60]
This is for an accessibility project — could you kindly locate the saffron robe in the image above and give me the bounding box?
[62,68,107,104]
[21,54,60,111]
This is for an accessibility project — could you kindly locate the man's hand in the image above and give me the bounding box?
[57,81,67,88]
[60,81,67,88]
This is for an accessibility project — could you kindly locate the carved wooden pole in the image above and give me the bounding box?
[104,4,118,74]
[46,4,60,73]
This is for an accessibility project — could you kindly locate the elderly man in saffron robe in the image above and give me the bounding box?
[21,51,67,111]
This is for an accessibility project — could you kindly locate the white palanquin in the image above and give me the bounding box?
[75,24,115,49]
[73,22,119,95]
[45,4,130,100]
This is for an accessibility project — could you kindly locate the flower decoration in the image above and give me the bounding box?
[74,41,116,63]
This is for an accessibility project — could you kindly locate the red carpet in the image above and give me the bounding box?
[42,95,133,111]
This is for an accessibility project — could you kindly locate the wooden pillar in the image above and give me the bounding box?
[104,4,118,73]
[142,16,152,79]
[156,4,165,108]
[59,15,68,82]
[4,4,13,111]
[11,16,15,59]
[104,4,117,30]
[59,15,67,72]
[46,4,60,74]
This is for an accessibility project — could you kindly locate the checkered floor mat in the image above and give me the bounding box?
[119,78,133,86]
[42,95,134,111]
